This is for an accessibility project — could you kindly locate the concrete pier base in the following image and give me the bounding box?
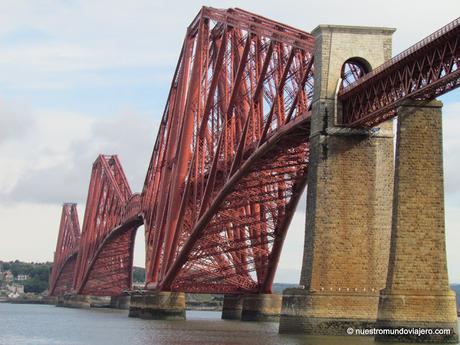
[57,295,90,308]
[241,294,282,322]
[221,294,244,320]
[279,288,378,334]
[56,294,110,308]
[376,291,458,343]
[110,295,130,310]
[129,291,186,320]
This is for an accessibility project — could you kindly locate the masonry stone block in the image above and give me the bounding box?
[241,293,282,322]
[279,24,396,334]
[128,291,186,320]
[56,294,110,308]
[376,100,458,343]
[221,294,244,320]
[110,295,130,310]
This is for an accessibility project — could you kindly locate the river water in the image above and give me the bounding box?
[0,303,455,345]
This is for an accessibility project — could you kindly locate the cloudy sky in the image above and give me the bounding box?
[0,0,459,284]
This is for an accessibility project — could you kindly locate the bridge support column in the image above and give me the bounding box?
[279,24,396,335]
[221,294,244,320]
[241,294,282,322]
[56,294,110,308]
[110,295,130,310]
[376,100,458,343]
[128,291,186,320]
[56,295,90,309]
[279,127,393,334]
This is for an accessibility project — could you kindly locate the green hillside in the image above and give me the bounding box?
[1,260,51,293]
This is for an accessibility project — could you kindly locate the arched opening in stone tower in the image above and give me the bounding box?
[341,57,371,88]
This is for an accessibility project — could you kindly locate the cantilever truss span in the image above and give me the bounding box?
[141,7,315,293]
[72,155,143,296]
[48,203,81,296]
[51,8,460,297]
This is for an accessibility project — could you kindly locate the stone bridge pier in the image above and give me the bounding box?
[279,24,396,335]
[376,100,458,343]
[279,24,458,343]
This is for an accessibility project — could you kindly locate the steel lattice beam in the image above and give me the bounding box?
[73,155,143,295]
[48,203,81,296]
[340,17,460,127]
[141,7,314,293]
[50,8,460,298]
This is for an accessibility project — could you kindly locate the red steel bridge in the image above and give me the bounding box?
[48,7,460,297]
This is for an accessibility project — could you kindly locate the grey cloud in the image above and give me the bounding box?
[442,102,460,196]
[2,110,159,205]
[444,147,460,196]
[0,1,458,91]
[0,103,35,144]
[87,110,159,192]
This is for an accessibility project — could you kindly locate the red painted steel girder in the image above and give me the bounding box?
[73,155,143,296]
[51,9,460,297]
[164,116,310,293]
[48,203,81,296]
[78,219,141,296]
[339,17,460,127]
[142,7,314,293]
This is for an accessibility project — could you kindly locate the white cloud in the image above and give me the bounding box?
[0,100,157,266]
[0,0,457,90]
[0,201,148,267]
[0,202,61,263]
[443,101,460,196]
[0,100,35,144]
[443,101,460,282]
[0,102,158,204]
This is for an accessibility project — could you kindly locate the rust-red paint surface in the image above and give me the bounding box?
[49,8,460,296]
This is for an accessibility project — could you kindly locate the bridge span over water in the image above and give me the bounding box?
[48,7,460,343]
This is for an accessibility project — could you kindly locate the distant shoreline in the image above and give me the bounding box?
[186,304,222,312]
[0,296,56,305]
[0,297,223,311]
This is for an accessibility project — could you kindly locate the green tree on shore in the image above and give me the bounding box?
[1,261,51,293]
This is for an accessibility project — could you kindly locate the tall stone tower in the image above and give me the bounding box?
[279,25,395,334]
[376,99,458,343]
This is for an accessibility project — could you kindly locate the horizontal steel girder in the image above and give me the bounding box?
[340,17,460,127]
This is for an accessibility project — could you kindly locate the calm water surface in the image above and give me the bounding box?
[0,303,455,345]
